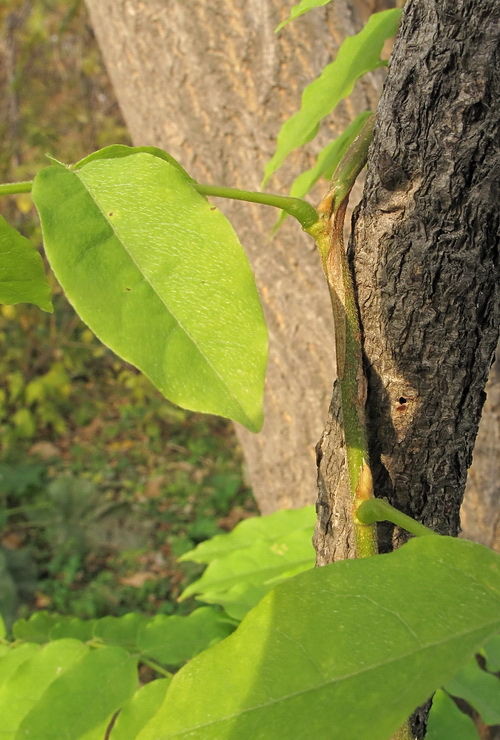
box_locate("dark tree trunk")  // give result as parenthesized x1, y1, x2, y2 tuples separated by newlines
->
(315, 0, 500, 564)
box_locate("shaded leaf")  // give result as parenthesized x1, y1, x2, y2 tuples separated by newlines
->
(445, 654, 500, 725)
(137, 537, 500, 740)
(426, 690, 480, 740)
(263, 9, 401, 185)
(16, 645, 137, 739)
(94, 613, 150, 649)
(0, 215, 52, 312)
(109, 679, 171, 740)
(276, 0, 332, 32)
(0, 639, 88, 738)
(32, 154, 267, 431)
(137, 607, 235, 666)
(0, 643, 40, 691)
(482, 632, 500, 672)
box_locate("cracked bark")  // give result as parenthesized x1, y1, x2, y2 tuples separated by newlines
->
(315, 0, 499, 566)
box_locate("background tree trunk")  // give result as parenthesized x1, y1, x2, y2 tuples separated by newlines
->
(315, 0, 499, 565)
(84, 0, 498, 545)
(83, 0, 391, 514)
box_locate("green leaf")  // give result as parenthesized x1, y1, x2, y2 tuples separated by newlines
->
(137, 537, 500, 740)
(32, 153, 268, 431)
(94, 613, 150, 648)
(137, 607, 235, 666)
(0, 215, 53, 312)
(179, 506, 315, 619)
(0, 643, 40, 691)
(482, 632, 500, 672)
(444, 654, 500, 725)
(288, 111, 373, 199)
(276, 0, 332, 32)
(0, 639, 88, 738)
(109, 679, 171, 740)
(12, 611, 93, 643)
(16, 645, 137, 739)
(263, 9, 401, 186)
(72, 145, 195, 182)
(426, 690, 480, 740)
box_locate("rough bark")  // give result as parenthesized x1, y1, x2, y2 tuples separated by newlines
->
(315, 0, 500, 564)
(83, 0, 391, 513)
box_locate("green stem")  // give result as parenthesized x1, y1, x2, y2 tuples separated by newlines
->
(139, 656, 173, 679)
(0, 178, 320, 234)
(356, 499, 438, 538)
(0, 180, 33, 196)
(194, 184, 319, 230)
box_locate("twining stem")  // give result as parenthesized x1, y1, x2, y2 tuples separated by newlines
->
(306, 114, 377, 559)
(309, 115, 416, 740)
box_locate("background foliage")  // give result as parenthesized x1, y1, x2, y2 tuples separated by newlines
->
(0, 0, 256, 626)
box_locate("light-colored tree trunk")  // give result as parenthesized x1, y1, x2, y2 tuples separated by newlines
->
(84, 0, 498, 549)
(83, 0, 390, 514)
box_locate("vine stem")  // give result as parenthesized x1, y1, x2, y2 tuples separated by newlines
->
(307, 114, 377, 559)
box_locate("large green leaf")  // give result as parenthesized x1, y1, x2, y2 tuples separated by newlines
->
(137, 537, 500, 740)
(32, 154, 267, 431)
(15, 645, 137, 739)
(275, 0, 332, 32)
(263, 9, 401, 185)
(179, 506, 315, 619)
(0, 215, 52, 312)
(427, 690, 480, 740)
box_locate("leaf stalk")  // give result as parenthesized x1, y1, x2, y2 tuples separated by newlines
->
(0, 180, 33, 196)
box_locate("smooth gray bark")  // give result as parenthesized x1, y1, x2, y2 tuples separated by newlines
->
(315, 0, 500, 568)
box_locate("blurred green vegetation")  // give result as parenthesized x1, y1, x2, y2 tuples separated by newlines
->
(0, 0, 257, 627)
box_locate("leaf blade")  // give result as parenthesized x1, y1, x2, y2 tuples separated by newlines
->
(0, 215, 53, 312)
(275, 0, 332, 33)
(426, 690, 480, 740)
(32, 154, 267, 431)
